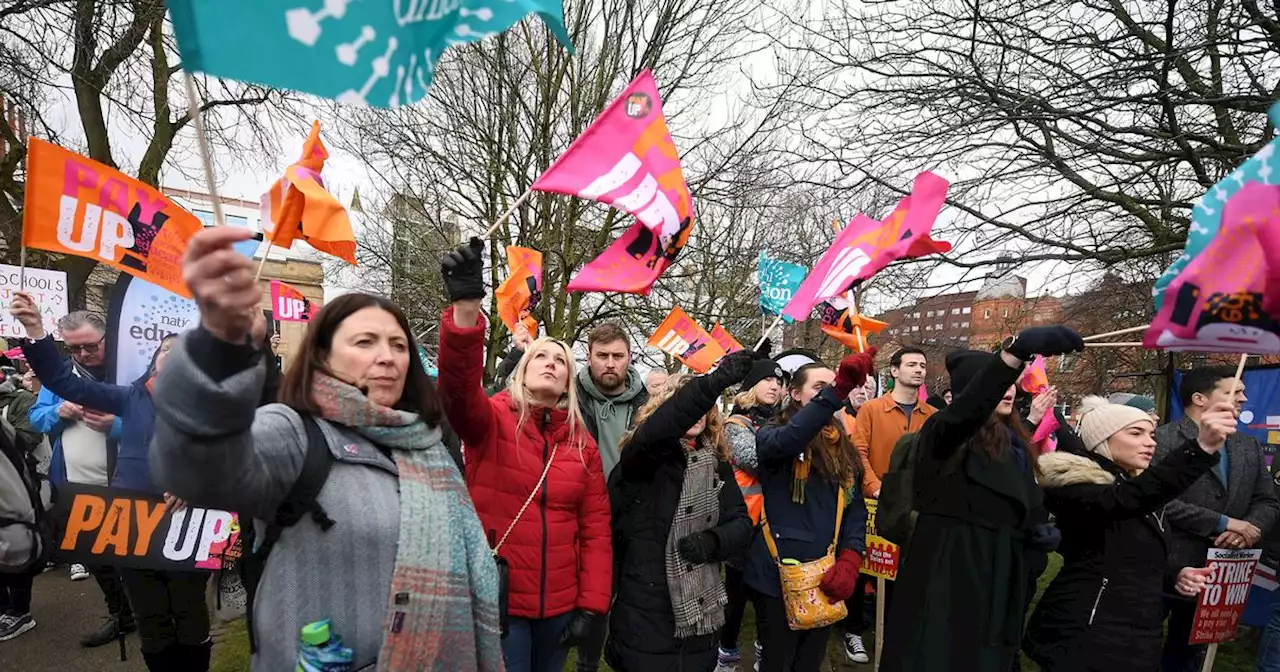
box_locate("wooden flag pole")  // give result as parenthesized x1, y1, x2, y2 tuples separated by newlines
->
(1201, 644, 1218, 672)
(1081, 325, 1149, 342)
(756, 314, 782, 350)
(484, 188, 534, 238)
(18, 245, 26, 291)
(1083, 341, 1144, 348)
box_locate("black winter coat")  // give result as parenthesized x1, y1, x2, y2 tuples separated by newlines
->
(880, 355, 1045, 672)
(1023, 441, 1219, 672)
(606, 374, 752, 672)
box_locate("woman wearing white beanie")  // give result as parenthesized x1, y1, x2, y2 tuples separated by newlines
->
(1023, 396, 1238, 671)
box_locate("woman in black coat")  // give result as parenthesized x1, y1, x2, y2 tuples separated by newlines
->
(605, 351, 756, 672)
(1023, 396, 1230, 671)
(880, 327, 1083, 672)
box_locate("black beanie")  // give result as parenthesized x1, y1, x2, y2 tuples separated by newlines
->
(742, 359, 785, 391)
(946, 350, 996, 397)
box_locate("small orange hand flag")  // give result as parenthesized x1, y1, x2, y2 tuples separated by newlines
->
(260, 121, 356, 265)
(495, 247, 543, 334)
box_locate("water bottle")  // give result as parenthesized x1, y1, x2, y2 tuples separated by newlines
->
(296, 619, 354, 672)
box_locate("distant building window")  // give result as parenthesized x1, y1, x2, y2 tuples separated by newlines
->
(911, 325, 919, 332)
(960, 335, 968, 342)
(961, 321, 970, 328)
(935, 323, 943, 330)
(193, 209, 216, 227)
(1002, 307, 1010, 318)
(951, 308, 961, 315)
(963, 307, 971, 314)
(984, 309, 991, 319)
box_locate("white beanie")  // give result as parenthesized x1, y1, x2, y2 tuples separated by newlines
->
(1076, 395, 1156, 459)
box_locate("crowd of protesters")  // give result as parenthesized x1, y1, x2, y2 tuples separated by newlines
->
(2, 225, 1280, 672)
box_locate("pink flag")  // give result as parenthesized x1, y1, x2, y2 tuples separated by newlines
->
(270, 279, 314, 322)
(1145, 182, 1280, 353)
(918, 384, 928, 405)
(532, 70, 694, 295)
(782, 173, 949, 321)
(1033, 411, 1061, 453)
(1020, 356, 1049, 395)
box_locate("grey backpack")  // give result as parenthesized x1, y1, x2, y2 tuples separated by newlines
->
(0, 431, 48, 573)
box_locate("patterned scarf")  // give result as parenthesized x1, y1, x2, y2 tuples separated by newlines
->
(665, 439, 729, 638)
(310, 373, 503, 672)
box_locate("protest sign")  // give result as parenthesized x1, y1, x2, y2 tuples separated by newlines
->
(0, 264, 67, 340)
(710, 323, 744, 354)
(22, 139, 201, 298)
(648, 307, 726, 374)
(54, 483, 241, 572)
(1190, 548, 1262, 645)
(270, 279, 315, 322)
(862, 498, 900, 581)
(106, 274, 199, 385)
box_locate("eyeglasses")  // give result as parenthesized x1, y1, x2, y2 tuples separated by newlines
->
(67, 336, 105, 354)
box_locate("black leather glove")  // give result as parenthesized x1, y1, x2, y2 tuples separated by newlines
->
(440, 237, 486, 302)
(1004, 326, 1085, 361)
(1028, 523, 1061, 553)
(709, 349, 756, 389)
(677, 531, 720, 565)
(755, 337, 772, 359)
(559, 609, 600, 648)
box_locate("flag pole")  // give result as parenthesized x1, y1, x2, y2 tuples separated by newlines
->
(756, 314, 782, 350)
(484, 188, 534, 238)
(18, 245, 25, 291)
(834, 218, 866, 354)
(1082, 324, 1149, 342)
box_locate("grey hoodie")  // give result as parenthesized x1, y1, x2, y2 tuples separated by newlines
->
(576, 365, 648, 477)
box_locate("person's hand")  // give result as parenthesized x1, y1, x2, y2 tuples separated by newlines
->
(1214, 530, 1247, 549)
(513, 320, 534, 351)
(1226, 518, 1262, 547)
(677, 531, 719, 565)
(1004, 326, 1085, 361)
(269, 333, 281, 352)
(819, 549, 863, 602)
(1196, 402, 1238, 454)
(558, 609, 600, 648)
(82, 410, 115, 433)
(755, 337, 773, 359)
(9, 292, 46, 339)
(1175, 566, 1214, 597)
(832, 347, 878, 398)
(441, 237, 486, 303)
(183, 227, 262, 344)
(58, 401, 83, 421)
(710, 349, 756, 389)
(1028, 387, 1058, 425)
(163, 492, 187, 513)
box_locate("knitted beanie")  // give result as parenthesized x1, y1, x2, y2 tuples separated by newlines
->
(1107, 393, 1157, 414)
(1076, 395, 1156, 457)
(742, 359, 785, 391)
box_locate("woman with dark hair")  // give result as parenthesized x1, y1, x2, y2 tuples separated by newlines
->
(606, 354, 755, 672)
(879, 326, 1085, 672)
(743, 352, 874, 672)
(147, 227, 501, 671)
(9, 295, 208, 671)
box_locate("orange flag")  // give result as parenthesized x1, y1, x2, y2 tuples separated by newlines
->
(260, 121, 356, 264)
(648, 307, 726, 373)
(495, 246, 543, 334)
(22, 139, 201, 298)
(710, 323, 744, 354)
(818, 299, 888, 352)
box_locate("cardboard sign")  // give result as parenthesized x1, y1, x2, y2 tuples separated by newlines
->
(0, 264, 67, 340)
(862, 498, 900, 580)
(1190, 547, 1262, 644)
(55, 483, 241, 572)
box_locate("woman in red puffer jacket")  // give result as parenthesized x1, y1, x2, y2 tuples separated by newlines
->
(437, 238, 612, 672)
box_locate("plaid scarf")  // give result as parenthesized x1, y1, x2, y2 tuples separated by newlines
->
(310, 373, 503, 672)
(665, 439, 728, 638)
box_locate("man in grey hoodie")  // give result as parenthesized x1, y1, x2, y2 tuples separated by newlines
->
(575, 322, 649, 477)
(572, 321, 648, 672)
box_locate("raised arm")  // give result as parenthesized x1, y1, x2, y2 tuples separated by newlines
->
(19, 335, 129, 416)
(1042, 440, 1218, 520)
(437, 305, 497, 448)
(756, 387, 844, 464)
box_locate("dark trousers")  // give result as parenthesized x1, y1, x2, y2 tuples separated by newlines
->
(119, 569, 210, 655)
(749, 586, 832, 672)
(0, 568, 36, 615)
(1161, 597, 1204, 672)
(575, 609, 608, 672)
(91, 564, 132, 620)
(720, 564, 749, 651)
(503, 613, 573, 672)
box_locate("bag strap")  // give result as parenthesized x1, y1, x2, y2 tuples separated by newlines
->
(726, 415, 755, 430)
(760, 484, 846, 565)
(493, 444, 557, 556)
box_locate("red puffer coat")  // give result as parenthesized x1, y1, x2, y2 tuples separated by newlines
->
(438, 307, 613, 618)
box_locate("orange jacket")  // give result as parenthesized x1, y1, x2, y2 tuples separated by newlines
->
(851, 395, 937, 497)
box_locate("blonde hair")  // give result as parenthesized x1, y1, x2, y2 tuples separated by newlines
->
(733, 386, 762, 410)
(509, 337, 589, 456)
(621, 373, 729, 461)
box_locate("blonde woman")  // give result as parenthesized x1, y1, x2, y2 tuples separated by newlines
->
(605, 350, 757, 672)
(439, 239, 612, 672)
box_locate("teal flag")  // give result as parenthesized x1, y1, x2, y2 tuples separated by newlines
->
(758, 251, 808, 323)
(169, 0, 573, 107)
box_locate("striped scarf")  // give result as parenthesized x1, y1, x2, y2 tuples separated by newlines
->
(310, 373, 503, 672)
(665, 439, 728, 638)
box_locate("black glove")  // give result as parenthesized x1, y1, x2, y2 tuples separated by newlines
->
(440, 237, 486, 302)
(1004, 326, 1085, 361)
(1028, 523, 1061, 553)
(559, 609, 600, 648)
(709, 349, 756, 389)
(677, 531, 720, 565)
(755, 337, 772, 359)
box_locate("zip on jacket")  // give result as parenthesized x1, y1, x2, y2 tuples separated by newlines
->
(1088, 577, 1108, 626)
(540, 408, 551, 618)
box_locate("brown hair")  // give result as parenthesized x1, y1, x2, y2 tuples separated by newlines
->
(586, 322, 630, 353)
(777, 364, 863, 486)
(277, 293, 441, 425)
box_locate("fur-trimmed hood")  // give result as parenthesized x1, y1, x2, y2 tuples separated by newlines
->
(1038, 451, 1117, 488)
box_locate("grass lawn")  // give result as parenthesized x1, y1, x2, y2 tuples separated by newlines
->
(211, 555, 1261, 671)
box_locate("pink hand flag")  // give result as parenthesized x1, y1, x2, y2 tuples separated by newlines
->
(270, 279, 314, 322)
(918, 384, 929, 405)
(782, 172, 949, 321)
(1032, 411, 1061, 453)
(1020, 356, 1049, 395)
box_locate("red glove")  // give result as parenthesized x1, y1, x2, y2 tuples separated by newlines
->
(820, 549, 863, 602)
(832, 348, 877, 398)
